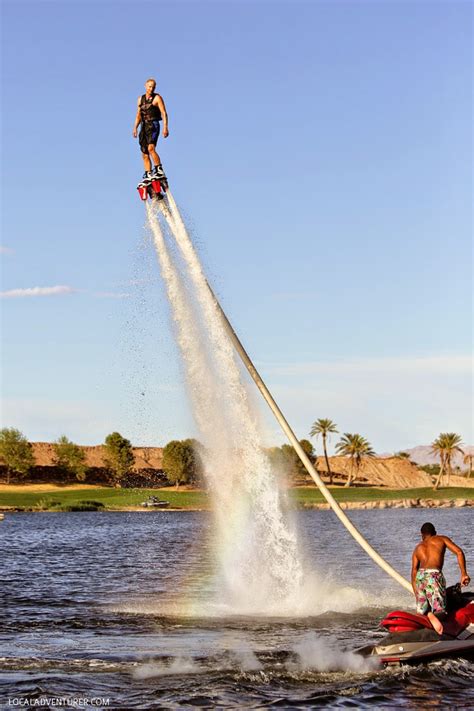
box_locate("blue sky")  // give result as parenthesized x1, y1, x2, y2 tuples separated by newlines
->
(1, 0, 472, 452)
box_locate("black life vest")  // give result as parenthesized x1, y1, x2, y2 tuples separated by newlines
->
(140, 93, 162, 124)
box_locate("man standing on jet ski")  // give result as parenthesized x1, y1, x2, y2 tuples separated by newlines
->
(411, 522, 470, 634)
(133, 78, 169, 188)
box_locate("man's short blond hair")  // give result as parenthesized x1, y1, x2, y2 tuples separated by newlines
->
(146, 78, 156, 87)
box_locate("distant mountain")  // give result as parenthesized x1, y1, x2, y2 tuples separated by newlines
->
(380, 445, 473, 469)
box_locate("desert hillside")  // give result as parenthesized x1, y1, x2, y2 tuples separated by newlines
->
(25, 442, 474, 489)
(31, 442, 164, 470)
(312, 455, 432, 488)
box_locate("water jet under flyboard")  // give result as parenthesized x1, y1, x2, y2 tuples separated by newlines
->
(146, 191, 412, 598)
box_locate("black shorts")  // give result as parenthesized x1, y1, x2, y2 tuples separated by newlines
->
(139, 120, 160, 154)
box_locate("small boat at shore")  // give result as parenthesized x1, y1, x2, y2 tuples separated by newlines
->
(140, 495, 170, 509)
(357, 584, 474, 665)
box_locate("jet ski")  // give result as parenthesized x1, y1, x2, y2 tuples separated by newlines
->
(357, 584, 474, 665)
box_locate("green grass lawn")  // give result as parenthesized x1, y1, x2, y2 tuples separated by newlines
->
(0, 485, 472, 511)
(0, 487, 208, 510)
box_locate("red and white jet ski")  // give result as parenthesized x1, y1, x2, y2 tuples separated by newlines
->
(357, 585, 474, 665)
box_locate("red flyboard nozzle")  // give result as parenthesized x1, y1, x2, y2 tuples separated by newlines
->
(137, 185, 148, 201)
(151, 179, 162, 194)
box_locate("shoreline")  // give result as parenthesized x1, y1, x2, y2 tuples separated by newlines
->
(0, 496, 472, 514)
(0, 483, 472, 513)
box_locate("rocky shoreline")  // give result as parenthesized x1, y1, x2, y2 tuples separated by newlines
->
(301, 498, 473, 510)
(1, 497, 473, 514)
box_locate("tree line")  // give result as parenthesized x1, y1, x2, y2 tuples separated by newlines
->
(0, 423, 470, 489)
(0, 428, 203, 488)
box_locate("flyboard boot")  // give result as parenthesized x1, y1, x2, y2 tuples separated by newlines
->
(150, 163, 168, 195)
(151, 164, 171, 216)
(137, 171, 153, 201)
(136, 165, 168, 202)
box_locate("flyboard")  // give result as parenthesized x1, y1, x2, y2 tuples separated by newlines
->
(136, 170, 171, 216)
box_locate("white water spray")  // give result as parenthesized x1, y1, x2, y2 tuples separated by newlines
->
(288, 632, 378, 673)
(146, 200, 302, 612)
(158, 189, 412, 598)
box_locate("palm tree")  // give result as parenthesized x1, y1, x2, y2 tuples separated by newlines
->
(395, 451, 411, 460)
(443, 433, 463, 485)
(335, 433, 375, 487)
(432, 433, 464, 490)
(463, 452, 473, 479)
(431, 436, 446, 489)
(309, 418, 338, 484)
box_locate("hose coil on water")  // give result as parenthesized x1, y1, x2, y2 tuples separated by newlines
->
(163, 191, 412, 594)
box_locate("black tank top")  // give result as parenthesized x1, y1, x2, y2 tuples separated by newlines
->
(140, 93, 162, 124)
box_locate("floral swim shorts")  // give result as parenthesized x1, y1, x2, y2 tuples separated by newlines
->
(415, 568, 447, 615)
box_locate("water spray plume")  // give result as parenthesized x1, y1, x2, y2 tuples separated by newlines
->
(146, 202, 302, 613)
(163, 192, 412, 594)
(145, 189, 411, 615)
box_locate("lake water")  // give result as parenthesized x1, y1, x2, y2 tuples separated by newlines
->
(1, 508, 473, 708)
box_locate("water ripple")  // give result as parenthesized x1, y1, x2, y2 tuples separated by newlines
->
(1, 510, 473, 708)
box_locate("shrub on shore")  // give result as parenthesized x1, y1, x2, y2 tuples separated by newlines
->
(34, 497, 63, 511)
(57, 500, 105, 511)
(33, 498, 105, 511)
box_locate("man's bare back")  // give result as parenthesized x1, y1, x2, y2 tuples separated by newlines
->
(414, 535, 452, 571)
(411, 522, 470, 635)
(412, 534, 469, 586)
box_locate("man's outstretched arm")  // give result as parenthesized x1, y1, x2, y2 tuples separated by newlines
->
(443, 537, 470, 586)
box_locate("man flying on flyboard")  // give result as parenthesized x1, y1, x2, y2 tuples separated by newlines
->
(133, 77, 169, 201)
